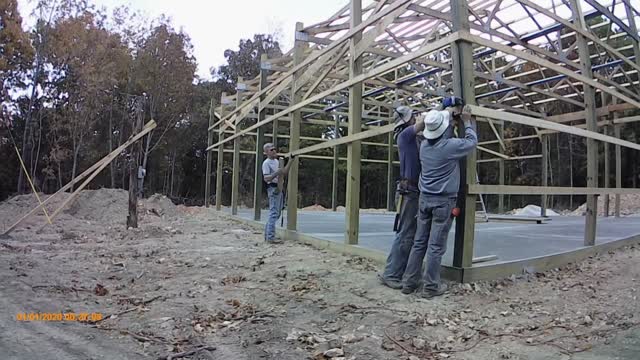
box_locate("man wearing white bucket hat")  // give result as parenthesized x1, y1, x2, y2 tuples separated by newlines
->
(401, 102, 477, 298)
(378, 105, 425, 289)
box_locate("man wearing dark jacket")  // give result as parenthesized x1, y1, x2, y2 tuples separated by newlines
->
(378, 106, 425, 289)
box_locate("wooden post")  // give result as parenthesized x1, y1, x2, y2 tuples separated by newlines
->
(625, 3, 640, 71)
(215, 93, 227, 211)
(604, 125, 610, 217)
(254, 55, 270, 221)
(621, 1, 640, 218)
(205, 99, 214, 207)
(600, 93, 610, 217)
(332, 114, 340, 211)
(541, 135, 548, 216)
(451, 0, 476, 269)
(387, 90, 399, 212)
(231, 78, 244, 215)
(345, 0, 363, 245)
(614, 120, 622, 218)
(570, 0, 598, 246)
(498, 123, 505, 214)
(386, 131, 394, 211)
(127, 103, 143, 228)
(287, 22, 305, 231)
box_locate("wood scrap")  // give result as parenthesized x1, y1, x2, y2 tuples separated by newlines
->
(157, 345, 217, 360)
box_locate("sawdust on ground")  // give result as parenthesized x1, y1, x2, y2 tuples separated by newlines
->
(1, 188, 639, 359)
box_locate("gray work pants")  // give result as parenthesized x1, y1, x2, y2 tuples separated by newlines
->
(381, 190, 419, 281)
(402, 194, 456, 291)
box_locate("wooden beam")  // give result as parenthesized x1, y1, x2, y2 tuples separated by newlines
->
(354, 2, 410, 59)
(477, 154, 542, 163)
(583, 0, 639, 42)
(332, 114, 340, 211)
(498, 123, 505, 214)
(346, 0, 363, 245)
(614, 122, 622, 218)
(468, 105, 640, 152)
(570, 0, 598, 246)
(541, 135, 548, 217)
(206, 33, 458, 151)
(287, 23, 305, 231)
(459, 32, 640, 110)
(253, 55, 269, 221)
(209, 0, 412, 131)
(452, 0, 476, 269)
(516, 0, 640, 75)
(477, 145, 509, 159)
(205, 99, 215, 208)
(469, 184, 640, 196)
(546, 103, 636, 123)
(231, 79, 244, 216)
(215, 93, 227, 211)
(604, 124, 610, 217)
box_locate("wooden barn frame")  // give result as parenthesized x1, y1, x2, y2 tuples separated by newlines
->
(204, 0, 640, 281)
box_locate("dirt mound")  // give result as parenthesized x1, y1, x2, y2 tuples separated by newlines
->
(65, 188, 128, 222)
(301, 204, 328, 211)
(144, 194, 178, 218)
(572, 193, 640, 216)
(0, 192, 68, 230)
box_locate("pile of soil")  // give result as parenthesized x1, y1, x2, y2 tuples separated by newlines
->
(0, 192, 67, 231)
(0, 189, 181, 231)
(572, 193, 640, 216)
(65, 189, 128, 222)
(144, 193, 178, 219)
(301, 204, 329, 211)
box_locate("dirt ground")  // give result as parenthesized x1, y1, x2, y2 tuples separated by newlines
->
(1, 189, 639, 360)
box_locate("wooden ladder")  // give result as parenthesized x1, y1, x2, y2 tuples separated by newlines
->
(475, 172, 489, 222)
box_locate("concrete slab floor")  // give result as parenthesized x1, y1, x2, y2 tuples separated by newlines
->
(230, 209, 640, 266)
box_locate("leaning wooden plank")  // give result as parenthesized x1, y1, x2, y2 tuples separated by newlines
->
(469, 184, 640, 195)
(2, 120, 157, 235)
(467, 105, 640, 151)
(460, 32, 640, 109)
(47, 147, 122, 222)
(206, 33, 458, 151)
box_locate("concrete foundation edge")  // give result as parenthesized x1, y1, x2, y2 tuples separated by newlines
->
(222, 213, 640, 283)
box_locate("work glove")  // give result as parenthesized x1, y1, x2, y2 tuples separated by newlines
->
(442, 96, 464, 109)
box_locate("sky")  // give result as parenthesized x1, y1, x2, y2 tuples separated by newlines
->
(17, 0, 352, 79)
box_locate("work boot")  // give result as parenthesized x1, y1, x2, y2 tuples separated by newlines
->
(401, 286, 417, 295)
(377, 274, 403, 290)
(418, 283, 448, 299)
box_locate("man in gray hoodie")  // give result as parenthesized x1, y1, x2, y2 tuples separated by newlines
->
(401, 104, 477, 298)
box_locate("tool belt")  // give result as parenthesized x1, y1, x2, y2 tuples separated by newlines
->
(397, 178, 418, 194)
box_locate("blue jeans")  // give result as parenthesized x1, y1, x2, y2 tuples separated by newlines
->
(402, 194, 456, 291)
(382, 191, 419, 281)
(265, 186, 283, 241)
